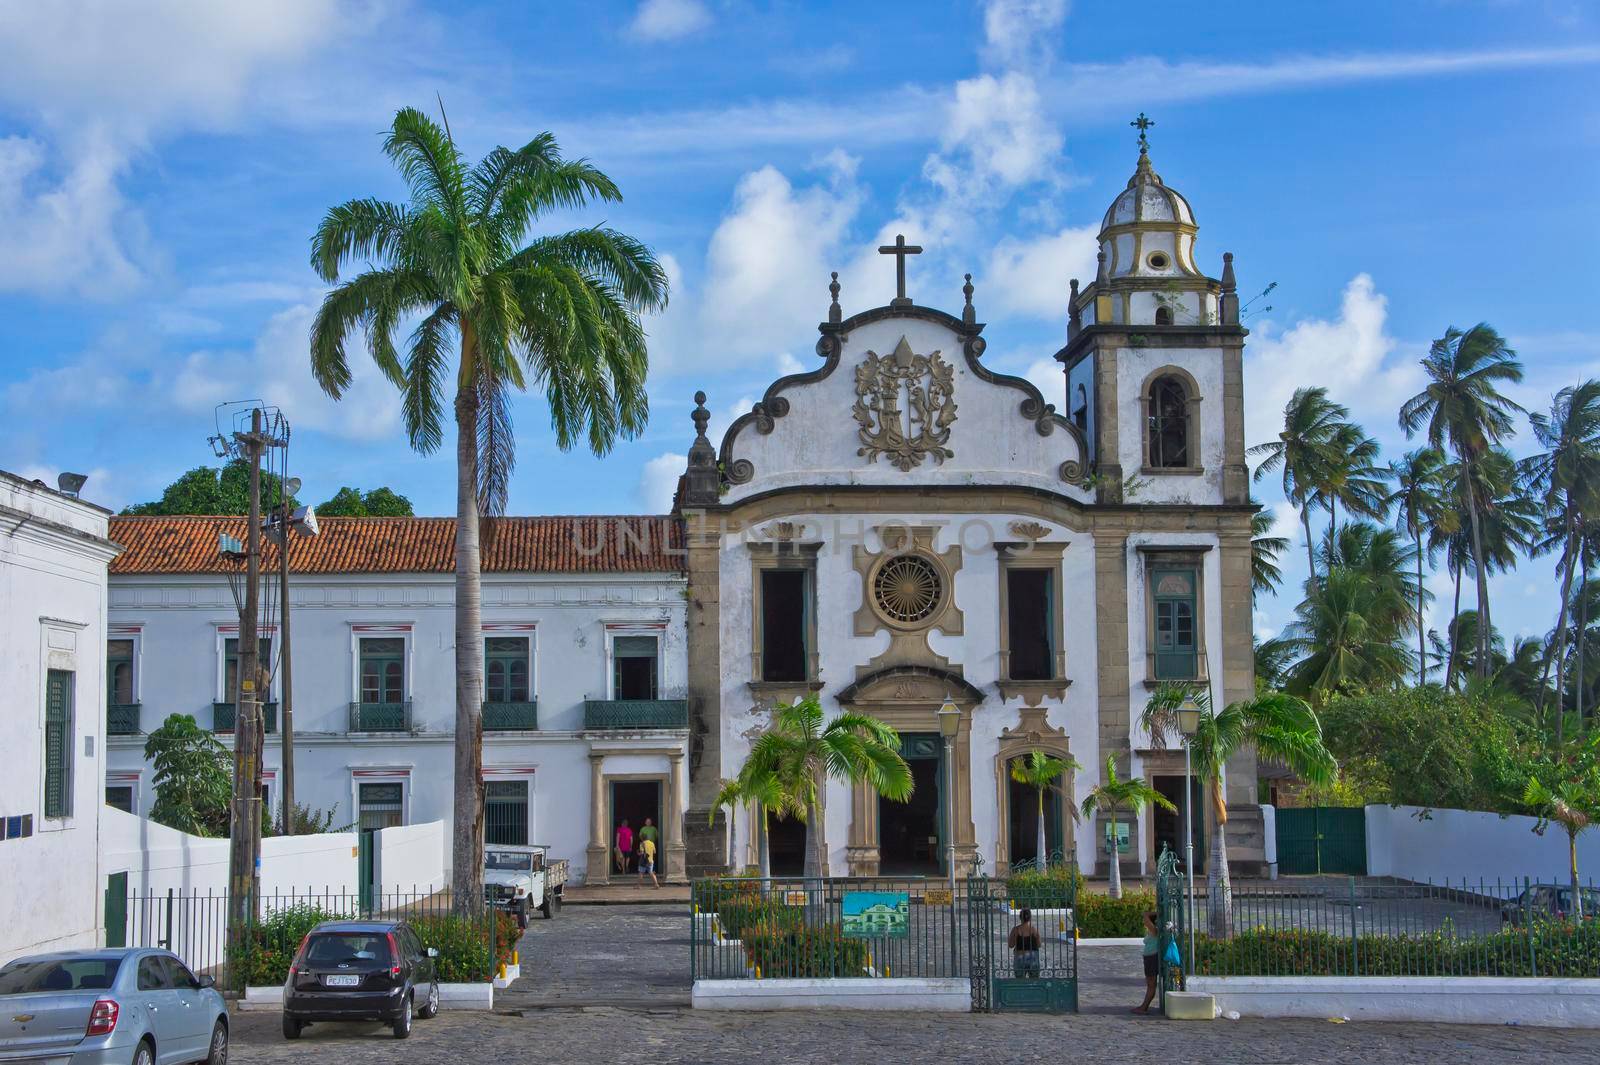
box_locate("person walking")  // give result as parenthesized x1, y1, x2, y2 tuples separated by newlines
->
(638, 816, 660, 858)
(615, 819, 633, 875)
(637, 831, 661, 888)
(1134, 910, 1160, 1014)
(1007, 908, 1042, 979)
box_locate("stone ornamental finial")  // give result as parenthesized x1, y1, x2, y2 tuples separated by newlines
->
(828, 271, 841, 324)
(681, 390, 720, 507)
(962, 273, 975, 325)
(1220, 253, 1240, 325)
(1094, 250, 1108, 286)
(1131, 112, 1154, 152)
(1068, 278, 1081, 338)
(1221, 252, 1236, 292)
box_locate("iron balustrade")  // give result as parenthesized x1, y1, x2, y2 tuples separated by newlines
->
(583, 699, 688, 729)
(482, 700, 539, 731)
(106, 702, 142, 736)
(349, 700, 413, 733)
(212, 702, 279, 733)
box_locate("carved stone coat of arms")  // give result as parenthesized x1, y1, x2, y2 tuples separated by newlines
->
(852, 336, 958, 471)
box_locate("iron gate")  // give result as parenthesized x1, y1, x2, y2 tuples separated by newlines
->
(966, 872, 1078, 1013)
(1154, 847, 1188, 1009)
(1275, 806, 1367, 875)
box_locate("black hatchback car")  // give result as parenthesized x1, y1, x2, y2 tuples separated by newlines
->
(281, 920, 440, 1040)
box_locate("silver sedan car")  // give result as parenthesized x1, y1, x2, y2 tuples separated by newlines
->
(0, 948, 227, 1065)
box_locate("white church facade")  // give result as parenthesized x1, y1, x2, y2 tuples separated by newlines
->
(102, 138, 1261, 886)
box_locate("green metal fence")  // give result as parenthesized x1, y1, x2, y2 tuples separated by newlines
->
(1180, 875, 1600, 978)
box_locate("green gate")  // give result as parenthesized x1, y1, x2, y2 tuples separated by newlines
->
(104, 872, 127, 948)
(1275, 807, 1367, 875)
(966, 870, 1078, 1013)
(358, 832, 376, 911)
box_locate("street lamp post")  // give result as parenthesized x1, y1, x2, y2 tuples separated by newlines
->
(937, 699, 961, 975)
(1177, 697, 1202, 972)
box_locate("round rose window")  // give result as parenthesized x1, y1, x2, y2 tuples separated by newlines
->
(873, 554, 943, 624)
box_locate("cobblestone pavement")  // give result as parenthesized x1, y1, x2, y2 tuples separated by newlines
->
(226, 903, 1598, 1064)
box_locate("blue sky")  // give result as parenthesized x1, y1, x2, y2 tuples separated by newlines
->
(1, 0, 1597, 645)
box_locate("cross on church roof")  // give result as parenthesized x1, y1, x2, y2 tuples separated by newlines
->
(1131, 112, 1155, 151)
(878, 233, 922, 307)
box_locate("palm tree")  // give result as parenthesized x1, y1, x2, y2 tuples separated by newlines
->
(1010, 750, 1082, 873)
(1281, 564, 1415, 697)
(744, 695, 913, 877)
(1251, 508, 1289, 601)
(1079, 755, 1172, 899)
(1401, 324, 1526, 679)
(309, 108, 669, 910)
(1253, 636, 1297, 691)
(1386, 447, 1450, 684)
(1521, 380, 1600, 745)
(1143, 684, 1335, 936)
(711, 758, 805, 882)
(1523, 738, 1600, 919)
(1250, 387, 1356, 582)
(1311, 421, 1390, 541)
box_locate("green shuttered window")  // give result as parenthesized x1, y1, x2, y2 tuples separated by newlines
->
(1152, 567, 1199, 680)
(44, 669, 73, 818)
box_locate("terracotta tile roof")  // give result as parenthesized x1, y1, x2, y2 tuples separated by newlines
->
(108, 515, 685, 575)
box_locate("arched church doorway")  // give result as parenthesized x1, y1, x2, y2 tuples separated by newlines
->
(1006, 760, 1065, 870)
(766, 810, 807, 875)
(877, 733, 945, 875)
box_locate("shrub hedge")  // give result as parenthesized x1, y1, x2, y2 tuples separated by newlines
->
(1192, 921, 1600, 978)
(1075, 890, 1157, 938)
(742, 923, 872, 978)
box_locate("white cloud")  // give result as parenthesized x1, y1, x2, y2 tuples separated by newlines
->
(1243, 274, 1421, 455)
(628, 0, 712, 42)
(1023, 358, 1062, 406)
(985, 224, 1098, 319)
(638, 452, 686, 512)
(982, 0, 1070, 70)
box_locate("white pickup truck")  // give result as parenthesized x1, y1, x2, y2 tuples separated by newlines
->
(484, 845, 568, 927)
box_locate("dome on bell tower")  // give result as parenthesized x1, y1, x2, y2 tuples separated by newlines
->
(1096, 115, 1202, 281)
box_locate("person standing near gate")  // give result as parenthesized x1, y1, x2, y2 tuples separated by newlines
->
(1133, 910, 1160, 1014)
(1007, 908, 1042, 978)
(637, 832, 660, 888)
(615, 819, 633, 875)
(638, 816, 659, 862)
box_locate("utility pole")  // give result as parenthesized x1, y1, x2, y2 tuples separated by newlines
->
(277, 494, 296, 834)
(228, 408, 265, 938)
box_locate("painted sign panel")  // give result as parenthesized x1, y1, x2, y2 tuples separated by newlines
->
(1104, 821, 1131, 855)
(841, 891, 910, 938)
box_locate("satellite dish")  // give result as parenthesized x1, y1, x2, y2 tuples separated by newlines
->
(292, 505, 319, 538)
(56, 472, 88, 498)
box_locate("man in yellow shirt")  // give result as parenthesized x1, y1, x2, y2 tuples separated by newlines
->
(637, 834, 660, 888)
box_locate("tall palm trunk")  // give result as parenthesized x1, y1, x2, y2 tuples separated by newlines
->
(1302, 505, 1317, 585)
(1577, 566, 1590, 722)
(1416, 529, 1427, 685)
(755, 803, 771, 880)
(1542, 515, 1577, 745)
(450, 377, 486, 914)
(1106, 810, 1123, 899)
(1035, 788, 1047, 874)
(1206, 777, 1232, 938)
(1571, 831, 1584, 921)
(1465, 470, 1493, 680)
(803, 765, 828, 878)
(1445, 560, 1463, 691)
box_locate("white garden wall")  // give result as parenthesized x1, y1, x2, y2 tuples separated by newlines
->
(375, 820, 446, 895)
(1365, 805, 1600, 893)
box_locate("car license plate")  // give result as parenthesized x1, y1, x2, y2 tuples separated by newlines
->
(324, 974, 360, 987)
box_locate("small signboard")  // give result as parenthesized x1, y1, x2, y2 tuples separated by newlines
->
(841, 891, 909, 938)
(1104, 821, 1131, 855)
(924, 888, 953, 907)
(783, 890, 809, 907)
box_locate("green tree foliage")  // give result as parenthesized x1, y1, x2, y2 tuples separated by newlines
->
(1010, 749, 1081, 874)
(1251, 507, 1288, 601)
(317, 485, 415, 516)
(1249, 386, 1365, 582)
(143, 713, 232, 836)
(1079, 754, 1170, 899)
(1386, 447, 1450, 684)
(1315, 688, 1530, 812)
(1523, 735, 1600, 917)
(122, 459, 299, 515)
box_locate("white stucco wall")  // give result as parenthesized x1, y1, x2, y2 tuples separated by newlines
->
(720, 315, 1090, 505)
(373, 820, 445, 895)
(716, 513, 1105, 876)
(0, 472, 119, 961)
(1365, 805, 1600, 892)
(106, 568, 687, 886)
(1113, 344, 1226, 505)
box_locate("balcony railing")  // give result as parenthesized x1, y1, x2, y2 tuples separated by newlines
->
(107, 702, 141, 736)
(212, 702, 279, 733)
(583, 699, 689, 730)
(482, 700, 539, 731)
(349, 700, 413, 733)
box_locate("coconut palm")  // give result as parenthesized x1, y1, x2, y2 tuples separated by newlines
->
(1401, 324, 1526, 679)
(1311, 421, 1390, 541)
(1254, 636, 1297, 691)
(1251, 508, 1289, 601)
(744, 695, 913, 877)
(1010, 750, 1082, 873)
(1386, 447, 1450, 684)
(1280, 564, 1415, 697)
(1079, 755, 1172, 899)
(1143, 684, 1336, 936)
(1521, 380, 1600, 744)
(1250, 387, 1356, 582)
(309, 108, 669, 909)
